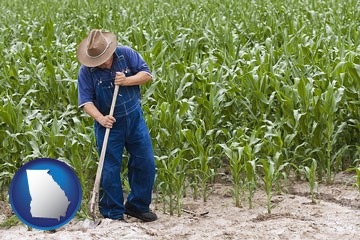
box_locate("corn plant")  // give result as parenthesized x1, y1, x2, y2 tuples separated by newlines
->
(156, 149, 188, 216)
(356, 167, 360, 192)
(321, 83, 345, 183)
(242, 131, 262, 209)
(261, 158, 275, 214)
(345, 164, 360, 192)
(182, 123, 216, 202)
(244, 159, 257, 209)
(219, 143, 245, 208)
(300, 158, 318, 203)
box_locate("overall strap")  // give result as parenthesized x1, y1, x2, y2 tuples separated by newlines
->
(114, 46, 141, 100)
(115, 47, 129, 75)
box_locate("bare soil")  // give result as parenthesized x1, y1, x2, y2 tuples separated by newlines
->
(0, 172, 359, 240)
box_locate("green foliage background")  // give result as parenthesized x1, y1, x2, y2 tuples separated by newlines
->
(0, 0, 359, 215)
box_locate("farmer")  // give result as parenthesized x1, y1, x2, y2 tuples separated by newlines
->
(76, 29, 157, 222)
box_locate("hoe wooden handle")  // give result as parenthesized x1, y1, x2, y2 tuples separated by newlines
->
(90, 84, 120, 215)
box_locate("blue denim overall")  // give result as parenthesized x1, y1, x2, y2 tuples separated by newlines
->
(93, 49, 155, 219)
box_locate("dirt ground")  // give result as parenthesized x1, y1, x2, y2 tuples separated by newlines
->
(0, 172, 359, 240)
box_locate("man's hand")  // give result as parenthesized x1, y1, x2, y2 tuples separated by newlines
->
(83, 103, 116, 128)
(99, 115, 116, 128)
(115, 72, 127, 86)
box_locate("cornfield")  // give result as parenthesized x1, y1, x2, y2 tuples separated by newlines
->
(0, 0, 359, 218)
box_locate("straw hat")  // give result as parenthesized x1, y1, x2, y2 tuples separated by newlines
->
(77, 29, 117, 67)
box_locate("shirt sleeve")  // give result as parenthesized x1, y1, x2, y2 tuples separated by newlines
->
(77, 66, 95, 108)
(123, 46, 152, 76)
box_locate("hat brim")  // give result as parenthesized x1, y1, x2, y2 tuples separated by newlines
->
(77, 32, 117, 67)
